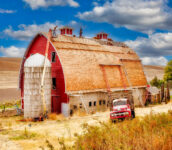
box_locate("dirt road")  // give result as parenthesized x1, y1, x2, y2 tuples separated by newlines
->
(0, 102, 171, 150)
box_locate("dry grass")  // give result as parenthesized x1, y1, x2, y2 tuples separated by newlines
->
(0, 103, 171, 150)
(73, 109, 88, 117)
(69, 111, 172, 150)
(9, 127, 39, 141)
(48, 113, 66, 121)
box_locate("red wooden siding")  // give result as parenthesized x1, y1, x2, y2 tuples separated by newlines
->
(20, 35, 68, 113)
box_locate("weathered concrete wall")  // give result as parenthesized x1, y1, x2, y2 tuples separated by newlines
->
(24, 67, 51, 118)
(69, 92, 108, 113)
(69, 88, 145, 114)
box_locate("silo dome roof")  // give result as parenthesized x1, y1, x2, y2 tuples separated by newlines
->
(24, 53, 51, 67)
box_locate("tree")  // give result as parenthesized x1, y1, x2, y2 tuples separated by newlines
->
(164, 60, 172, 82)
(150, 76, 164, 88)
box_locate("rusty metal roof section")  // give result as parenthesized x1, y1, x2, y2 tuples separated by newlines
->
(147, 86, 160, 95)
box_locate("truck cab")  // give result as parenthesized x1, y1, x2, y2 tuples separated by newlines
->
(110, 98, 135, 121)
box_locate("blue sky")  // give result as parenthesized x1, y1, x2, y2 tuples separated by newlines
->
(0, 0, 172, 66)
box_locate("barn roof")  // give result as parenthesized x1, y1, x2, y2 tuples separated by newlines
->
(19, 32, 147, 94)
(49, 34, 147, 93)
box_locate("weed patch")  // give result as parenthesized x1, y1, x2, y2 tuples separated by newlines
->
(10, 127, 39, 140)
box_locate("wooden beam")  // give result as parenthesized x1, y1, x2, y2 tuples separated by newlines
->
(99, 64, 121, 66)
(120, 59, 141, 62)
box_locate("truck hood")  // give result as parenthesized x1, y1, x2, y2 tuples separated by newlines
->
(112, 105, 129, 111)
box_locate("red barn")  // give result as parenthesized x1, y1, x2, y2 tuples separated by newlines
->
(19, 26, 147, 118)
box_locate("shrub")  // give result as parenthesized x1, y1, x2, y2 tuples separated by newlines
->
(150, 76, 164, 88)
(48, 113, 58, 120)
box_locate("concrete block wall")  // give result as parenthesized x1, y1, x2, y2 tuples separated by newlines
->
(68, 89, 145, 114)
(69, 92, 108, 114)
(69, 88, 146, 114)
(24, 67, 51, 118)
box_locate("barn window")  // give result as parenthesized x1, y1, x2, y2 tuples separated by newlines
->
(107, 100, 110, 107)
(103, 100, 106, 105)
(52, 78, 56, 89)
(94, 101, 96, 106)
(70, 109, 73, 116)
(89, 102, 92, 107)
(51, 52, 56, 62)
(79, 104, 82, 109)
(73, 105, 77, 109)
(99, 100, 102, 105)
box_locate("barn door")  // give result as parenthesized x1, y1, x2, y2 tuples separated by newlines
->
(51, 96, 61, 113)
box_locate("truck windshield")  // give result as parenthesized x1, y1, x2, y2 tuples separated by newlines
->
(113, 101, 127, 106)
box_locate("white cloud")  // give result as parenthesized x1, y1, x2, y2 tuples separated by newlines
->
(0, 46, 25, 57)
(69, 20, 82, 29)
(125, 32, 172, 57)
(92, 1, 99, 7)
(0, 9, 16, 14)
(3, 21, 61, 40)
(77, 0, 172, 33)
(23, 0, 79, 9)
(141, 56, 168, 66)
(125, 32, 172, 66)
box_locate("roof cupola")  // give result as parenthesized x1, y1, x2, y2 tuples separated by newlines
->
(59, 26, 73, 36)
(96, 32, 108, 40)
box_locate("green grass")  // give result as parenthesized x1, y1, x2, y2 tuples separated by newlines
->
(0, 100, 21, 110)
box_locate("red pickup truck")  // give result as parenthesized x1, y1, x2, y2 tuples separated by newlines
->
(110, 98, 135, 121)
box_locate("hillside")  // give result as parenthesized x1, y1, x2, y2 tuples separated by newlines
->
(0, 58, 22, 89)
(0, 58, 22, 102)
(0, 57, 21, 71)
(143, 65, 165, 82)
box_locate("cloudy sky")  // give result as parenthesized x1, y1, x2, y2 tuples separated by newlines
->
(0, 0, 171, 66)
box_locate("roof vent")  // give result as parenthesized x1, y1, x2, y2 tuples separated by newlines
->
(59, 26, 73, 36)
(96, 32, 108, 40)
(52, 26, 58, 38)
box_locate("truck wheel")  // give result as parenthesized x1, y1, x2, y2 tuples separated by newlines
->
(131, 110, 135, 118)
(111, 119, 116, 123)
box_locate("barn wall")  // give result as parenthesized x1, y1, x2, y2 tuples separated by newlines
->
(69, 92, 108, 114)
(68, 89, 144, 114)
(21, 35, 68, 113)
(132, 88, 147, 106)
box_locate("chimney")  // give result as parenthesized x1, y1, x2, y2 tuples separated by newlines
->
(96, 32, 108, 40)
(59, 26, 73, 36)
